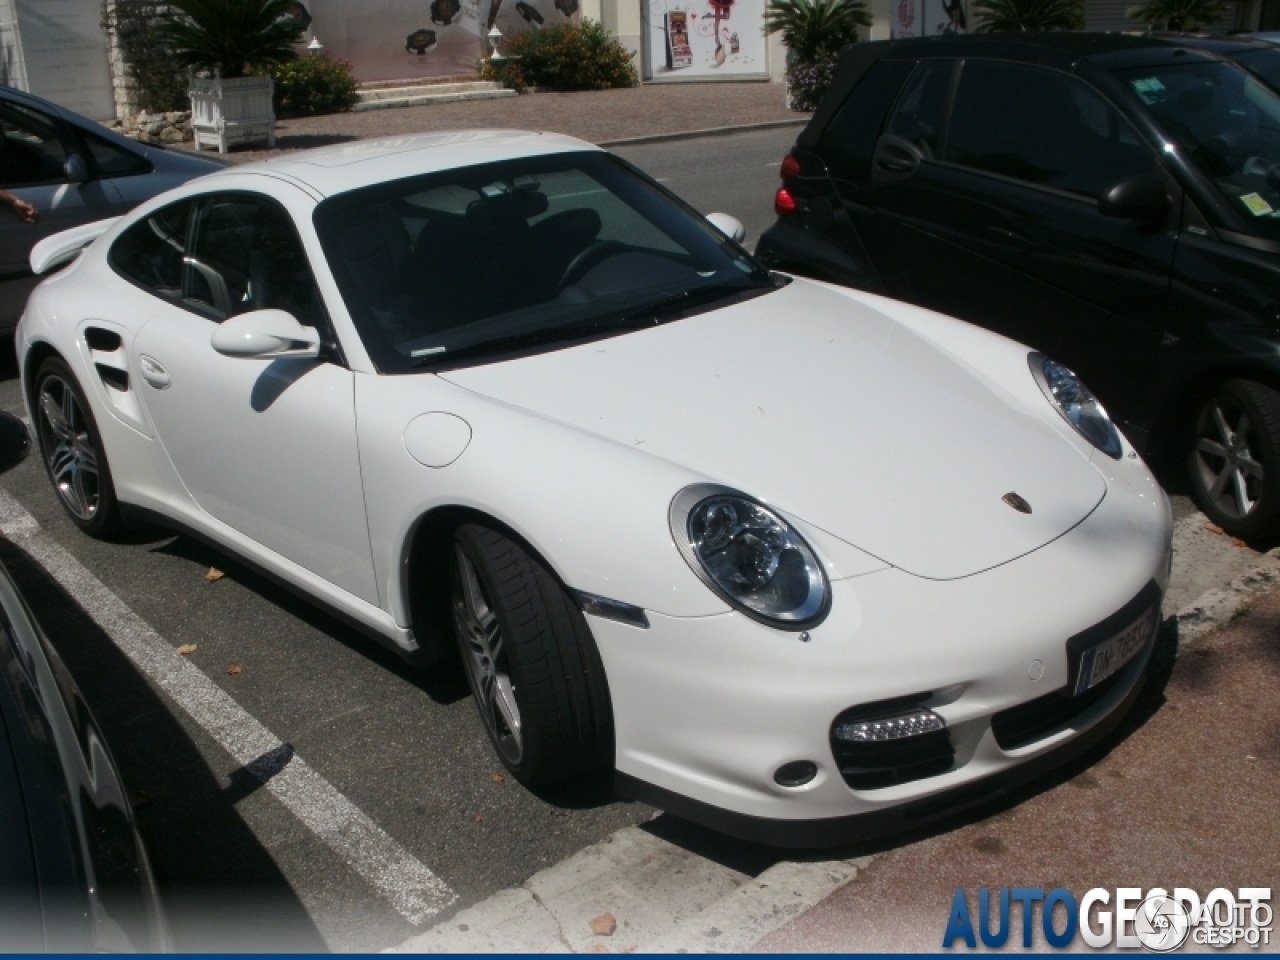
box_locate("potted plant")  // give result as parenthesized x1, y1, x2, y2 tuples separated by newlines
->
(764, 0, 868, 111)
(158, 0, 306, 153)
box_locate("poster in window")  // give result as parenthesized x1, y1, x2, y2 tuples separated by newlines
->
(922, 0, 966, 34)
(890, 0, 920, 37)
(645, 0, 764, 78)
(666, 12, 693, 69)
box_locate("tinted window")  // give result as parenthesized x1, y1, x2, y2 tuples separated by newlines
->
(886, 59, 956, 159)
(110, 200, 193, 299)
(186, 194, 324, 325)
(314, 151, 775, 374)
(0, 102, 67, 188)
(1231, 47, 1280, 93)
(946, 61, 1154, 198)
(1122, 60, 1280, 238)
(819, 58, 916, 181)
(79, 130, 151, 179)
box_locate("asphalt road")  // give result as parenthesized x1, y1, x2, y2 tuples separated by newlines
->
(0, 127, 1205, 951)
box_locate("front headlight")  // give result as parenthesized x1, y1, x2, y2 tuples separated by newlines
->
(1029, 352, 1123, 460)
(669, 485, 829, 629)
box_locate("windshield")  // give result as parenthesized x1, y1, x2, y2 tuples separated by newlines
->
(313, 151, 776, 372)
(1120, 60, 1280, 237)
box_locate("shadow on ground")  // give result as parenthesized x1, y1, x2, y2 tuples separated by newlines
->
(0, 537, 327, 952)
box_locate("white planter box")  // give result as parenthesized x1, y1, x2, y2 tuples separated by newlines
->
(189, 74, 275, 154)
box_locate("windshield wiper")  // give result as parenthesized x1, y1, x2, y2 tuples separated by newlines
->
(410, 315, 657, 368)
(411, 282, 761, 369)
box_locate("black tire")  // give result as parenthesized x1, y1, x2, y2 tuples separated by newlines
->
(450, 522, 613, 786)
(1187, 378, 1280, 541)
(32, 357, 123, 538)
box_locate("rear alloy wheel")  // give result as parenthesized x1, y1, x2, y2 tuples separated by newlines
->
(451, 522, 613, 786)
(33, 358, 121, 537)
(1188, 379, 1280, 541)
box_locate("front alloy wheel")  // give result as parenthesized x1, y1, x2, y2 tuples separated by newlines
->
(1188, 379, 1280, 541)
(449, 522, 614, 786)
(453, 545, 524, 766)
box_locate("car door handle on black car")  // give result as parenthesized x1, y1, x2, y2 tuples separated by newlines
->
(872, 135, 923, 182)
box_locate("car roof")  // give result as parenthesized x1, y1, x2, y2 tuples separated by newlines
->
(230, 128, 602, 198)
(879, 31, 1232, 69)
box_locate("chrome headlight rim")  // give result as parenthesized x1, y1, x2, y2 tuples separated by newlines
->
(1028, 351, 1124, 461)
(668, 483, 831, 631)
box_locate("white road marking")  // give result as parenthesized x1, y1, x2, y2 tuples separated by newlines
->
(0, 489, 456, 926)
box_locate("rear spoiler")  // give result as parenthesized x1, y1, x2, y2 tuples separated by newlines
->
(29, 217, 120, 275)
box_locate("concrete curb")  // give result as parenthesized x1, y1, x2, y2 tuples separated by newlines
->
(596, 117, 809, 148)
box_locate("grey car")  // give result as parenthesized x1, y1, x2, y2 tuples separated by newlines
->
(0, 85, 225, 331)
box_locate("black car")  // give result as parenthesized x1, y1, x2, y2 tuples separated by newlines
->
(0, 412, 167, 951)
(757, 33, 1280, 540)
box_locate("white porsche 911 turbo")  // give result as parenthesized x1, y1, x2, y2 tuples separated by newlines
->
(17, 130, 1171, 846)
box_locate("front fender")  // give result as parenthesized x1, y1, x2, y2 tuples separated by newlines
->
(354, 373, 734, 628)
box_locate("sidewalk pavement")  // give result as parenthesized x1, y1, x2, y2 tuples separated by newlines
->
(753, 579, 1280, 952)
(224, 81, 806, 164)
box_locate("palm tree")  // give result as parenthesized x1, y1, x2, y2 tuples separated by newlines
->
(1126, 0, 1225, 30)
(764, 0, 871, 64)
(157, 0, 306, 78)
(972, 0, 1085, 31)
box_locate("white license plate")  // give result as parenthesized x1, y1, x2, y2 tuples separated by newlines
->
(1075, 607, 1157, 695)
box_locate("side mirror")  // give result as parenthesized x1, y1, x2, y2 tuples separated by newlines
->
(0, 412, 30, 476)
(63, 153, 89, 184)
(210, 309, 321, 360)
(1098, 173, 1170, 223)
(706, 212, 746, 244)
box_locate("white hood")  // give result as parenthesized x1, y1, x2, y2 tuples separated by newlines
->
(441, 280, 1106, 580)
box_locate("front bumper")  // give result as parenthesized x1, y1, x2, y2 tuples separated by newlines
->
(587, 466, 1171, 846)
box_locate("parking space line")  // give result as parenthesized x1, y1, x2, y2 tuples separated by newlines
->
(0, 489, 456, 926)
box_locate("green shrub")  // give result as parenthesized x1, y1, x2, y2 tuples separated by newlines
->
(1125, 0, 1224, 30)
(157, 0, 304, 78)
(103, 0, 188, 112)
(972, 0, 1084, 30)
(481, 19, 636, 92)
(785, 55, 839, 112)
(274, 54, 359, 117)
(764, 0, 868, 64)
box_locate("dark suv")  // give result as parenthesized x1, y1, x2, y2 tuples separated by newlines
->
(756, 34, 1280, 541)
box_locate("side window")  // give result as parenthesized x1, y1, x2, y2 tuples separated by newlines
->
(79, 130, 152, 179)
(885, 60, 956, 159)
(110, 200, 193, 299)
(946, 61, 1154, 199)
(185, 194, 324, 326)
(0, 102, 68, 188)
(819, 58, 916, 182)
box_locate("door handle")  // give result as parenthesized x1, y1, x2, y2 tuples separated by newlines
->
(139, 355, 170, 389)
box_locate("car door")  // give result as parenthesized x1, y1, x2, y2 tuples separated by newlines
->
(130, 189, 379, 605)
(869, 58, 1178, 429)
(0, 98, 121, 326)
